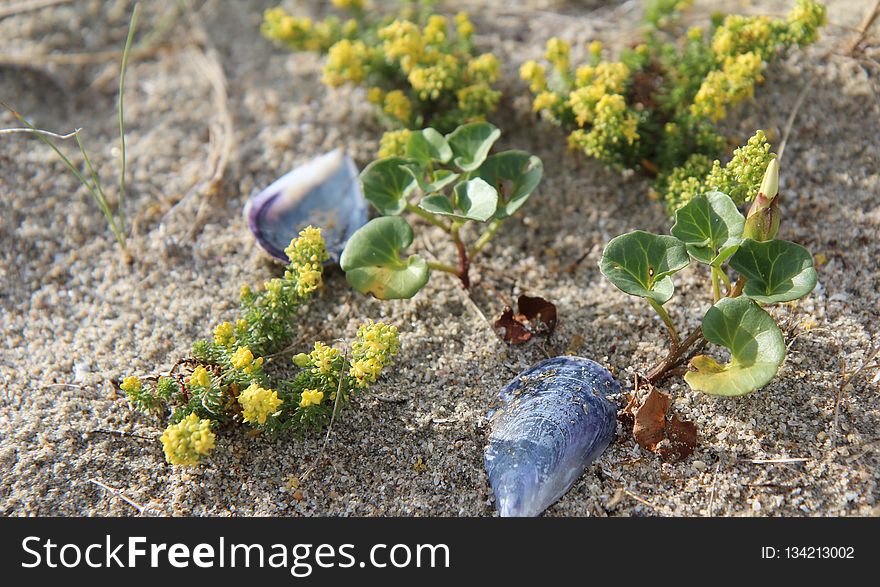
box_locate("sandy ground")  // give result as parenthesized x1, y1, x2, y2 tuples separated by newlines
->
(1, 0, 878, 517)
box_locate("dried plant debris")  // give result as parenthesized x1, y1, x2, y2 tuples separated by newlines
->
(625, 387, 696, 462)
(494, 295, 558, 344)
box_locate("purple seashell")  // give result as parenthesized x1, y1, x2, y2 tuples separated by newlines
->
(245, 149, 368, 263)
(484, 356, 619, 517)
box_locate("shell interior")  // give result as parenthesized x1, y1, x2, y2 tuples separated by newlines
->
(245, 149, 368, 263)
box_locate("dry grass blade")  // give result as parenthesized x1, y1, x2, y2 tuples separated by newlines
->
(0, 0, 71, 20)
(0, 127, 80, 139)
(88, 478, 154, 515)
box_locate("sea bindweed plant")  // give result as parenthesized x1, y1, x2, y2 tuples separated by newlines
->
(121, 226, 400, 465)
(521, 0, 826, 213)
(600, 154, 817, 396)
(339, 122, 543, 299)
(261, 0, 501, 156)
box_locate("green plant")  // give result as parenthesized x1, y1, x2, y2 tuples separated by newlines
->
(521, 0, 826, 213)
(1, 2, 141, 259)
(339, 122, 543, 299)
(261, 0, 501, 156)
(120, 226, 401, 465)
(600, 155, 817, 396)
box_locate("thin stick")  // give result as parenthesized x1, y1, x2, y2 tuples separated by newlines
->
(777, 73, 818, 162)
(707, 462, 720, 517)
(88, 478, 149, 515)
(744, 457, 810, 464)
(0, 0, 71, 20)
(0, 127, 80, 139)
(301, 348, 348, 483)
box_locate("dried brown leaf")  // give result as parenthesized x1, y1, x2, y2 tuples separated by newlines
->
(517, 294, 558, 335)
(494, 306, 532, 344)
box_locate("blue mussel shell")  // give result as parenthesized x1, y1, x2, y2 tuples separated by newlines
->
(484, 356, 619, 517)
(245, 149, 368, 263)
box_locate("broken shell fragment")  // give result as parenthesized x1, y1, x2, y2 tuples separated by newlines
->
(245, 149, 368, 263)
(484, 356, 619, 517)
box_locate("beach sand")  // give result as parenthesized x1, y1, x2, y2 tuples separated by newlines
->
(1, 0, 877, 516)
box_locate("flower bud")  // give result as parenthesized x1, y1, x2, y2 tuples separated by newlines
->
(292, 353, 311, 368)
(743, 158, 780, 241)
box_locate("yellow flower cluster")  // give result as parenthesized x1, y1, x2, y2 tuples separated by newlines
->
(408, 55, 459, 101)
(213, 321, 235, 346)
(457, 83, 500, 118)
(120, 375, 142, 395)
(238, 382, 283, 425)
(331, 0, 365, 9)
(378, 129, 412, 159)
(299, 388, 325, 408)
(349, 321, 400, 388)
(190, 366, 212, 389)
(261, 9, 344, 53)
(691, 52, 764, 121)
(309, 341, 341, 376)
(383, 90, 412, 123)
(467, 53, 500, 84)
(520, 60, 546, 93)
(454, 12, 474, 40)
(230, 346, 264, 375)
(284, 225, 329, 297)
(323, 39, 369, 87)
(545, 37, 570, 71)
(160, 413, 215, 466)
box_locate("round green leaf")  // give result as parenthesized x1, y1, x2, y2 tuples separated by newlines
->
(474, 150, 544, 219)
(670, 191, 744, 266)
(446, 122, 501, 172)
(419, 177, 498, 222)
(729, 239, 818, 304)
(685, 296, 785, 396)
(339, 216, 429, 299)
(405, 128, 452, 165)
(360, 157, 416, 216)
(599, 231, 690, 304)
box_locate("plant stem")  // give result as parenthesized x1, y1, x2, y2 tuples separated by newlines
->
(729, 277, 746, 297)
(645, 327, 704, 385)
(405, 203, 451, 232)
(469, 218, 502, 256)
(717, 267, 731, 289)
(647, 298, 680, 348)
(117, 2, 140, 234)
(451, 224, 470, 289)
(711, 266, 722, 302)
(427, 261, 458, 274)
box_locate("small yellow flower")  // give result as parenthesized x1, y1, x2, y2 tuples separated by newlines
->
(213, 321, 235, 346)
(423, 14, 447, 45)
(160, 414, 215, 466)
(519, 60, 546, 93)
(239, 383, 283, 425)
(190, 366, 212, 389)
(299, 388, 325, 408)
(545, 37, 570, 71)
(331, 0, 365, 9)
(383, 90, 412, 123)
(322, 39, 370, 87)
(120, 376, 142, 395)
(454, 12, 474, 39)
(367, 87, 385, 105)
(532, 91, 561, 113)
(467, 53, 500, 84)
(378, 129, 412, 159)
(284, 226, 329, 297)
(588, 40, 603, 57)
(310, 341, 341, 375)
(230, 346, 264, 374)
